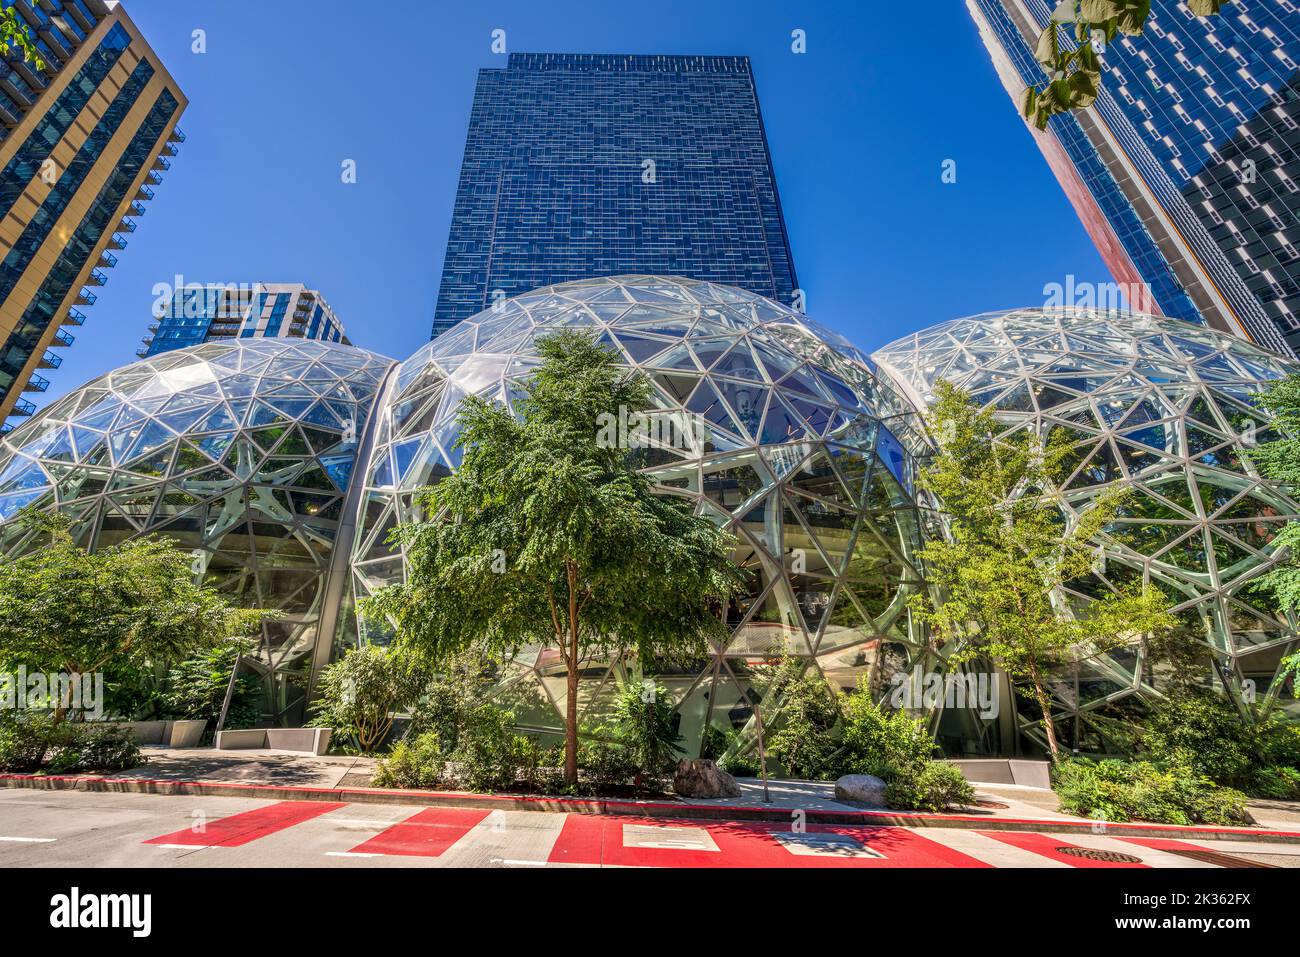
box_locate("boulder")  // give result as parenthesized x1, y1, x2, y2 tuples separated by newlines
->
(673, 759, 741, 799)
(835, 773, 888, 807)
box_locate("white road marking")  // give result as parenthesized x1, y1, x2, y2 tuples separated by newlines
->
(0, 836, 55, 843)
(325, 851, 381, 858)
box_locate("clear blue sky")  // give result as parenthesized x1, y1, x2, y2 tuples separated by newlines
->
(39, 0, 1112, 411)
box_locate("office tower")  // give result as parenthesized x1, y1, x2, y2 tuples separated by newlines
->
(141, 282, 350, 357)
(431, 53, 800, 338)
(0, 0, 186, 426)
(969, 0, 1298, 354)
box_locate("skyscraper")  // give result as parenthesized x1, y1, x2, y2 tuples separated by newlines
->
(431, 53, 799, 338)
(969, 0, 1297, 355)
(0, 0, 185, 427)
(141, 282, 349, 357)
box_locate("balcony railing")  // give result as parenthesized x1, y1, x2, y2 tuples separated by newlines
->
(38, 350, 60, 369)
(169, 127, 186, 143)
(135, 184, 154, 202)
(118, 217, 136, 233)
(63, 307, 85, 326)
(98, 251, 117, 268)
(23, 373, 49, 393)
(87, 268, 106, 286)
(73, 288, 94, 306)
(128, 201, 146, 216)
(53, 328, 74, 347)
(12, 398, 36, 417)
(152, 156, 170, 171)
(106, 234, 127, 250)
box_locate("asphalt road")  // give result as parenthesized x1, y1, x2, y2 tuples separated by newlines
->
(0, 787, 1297, 868)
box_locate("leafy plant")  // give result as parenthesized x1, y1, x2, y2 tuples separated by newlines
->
(44, 724, 142, 774)
(160, 641, 260, 733)
(610, 681, 682, 780)
(754, 656, 841, 780)
(363, 331, 744, 784)
(450, 703, 543, 792)
(372, 731, 446, 790)
(884, 761, 976, 812)
(840, 683, 937, 781)
(0, 509, 265, 723)
(0, 7, 44, 71)
(576, 737, 638, 791)
(913, 383, 1174, 759)
(309, 643, 429, 753)
(1022, 1, 1231, 130)
(1053, 757, 1250, 826)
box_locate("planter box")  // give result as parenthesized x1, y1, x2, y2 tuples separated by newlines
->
(945, 758, 1052, 790)
(99, 719, 208, 747)
(214, 727, 332, 756)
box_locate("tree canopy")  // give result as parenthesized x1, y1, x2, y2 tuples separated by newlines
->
(912, 382, 1173, 758)
(363, 331, 744, 783)
(0, 508, 263, 718)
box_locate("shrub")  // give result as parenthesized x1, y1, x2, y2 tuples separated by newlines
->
(759, 658, 841, 780)
(372, 731, 446, 790)
(1054, 758, 1251, 826)
(611, 682, 682, 779)
(1141, 692, 1252, 785)
(884, 761, 976, 812)
(309, 644, 428, 753)
(45, 724, 143, 774)
(1250, 764, 1300, 801)
(0, 713, 54, 772)
(451, 703, 542, 792)
(161, 642, 261, 733)
(840, 687, 937, 781)
(577, 738, 638, 791)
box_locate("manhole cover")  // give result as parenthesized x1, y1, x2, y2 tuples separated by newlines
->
(977, 801, 1010, 809)
(1055, 846, 1143, 864)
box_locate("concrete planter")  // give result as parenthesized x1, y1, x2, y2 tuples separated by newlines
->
(214, 727, 332, 755)
(945, 758, 1052, 790)
(99, 719, 208, 747)
(166, 719, 207, 748)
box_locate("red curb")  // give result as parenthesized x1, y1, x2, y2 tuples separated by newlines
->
(3, 772, 1297, 844)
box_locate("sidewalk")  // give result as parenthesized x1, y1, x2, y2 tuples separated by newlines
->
(4, 746, 1298, 843)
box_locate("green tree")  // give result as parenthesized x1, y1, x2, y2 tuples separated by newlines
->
(363, 331, 743, 785)
(0, 509, 263, 722)
(161, 640, 261, 732)
(309, 643, 429, 753)
(912, 382, 1174, 759)
(1022, 1, 1231, 130)
(1247, 373, 1300, 691)
(1, 7, 44, 71)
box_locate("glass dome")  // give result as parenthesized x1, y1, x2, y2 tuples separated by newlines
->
(874, 307, 1300, 752)
(0, 338, 395, 724)
(350, 276, 957, 755)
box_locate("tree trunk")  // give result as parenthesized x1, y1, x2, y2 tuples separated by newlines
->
(563, 561, 580, 786)
(1030, 672, 1061, 761)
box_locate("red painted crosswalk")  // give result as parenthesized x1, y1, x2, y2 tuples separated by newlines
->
(346, 807, 491, 857)
(144, 800, 346, 847)
(136, 799, 1284, 867)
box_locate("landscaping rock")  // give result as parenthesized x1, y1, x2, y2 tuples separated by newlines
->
(673, 759, 741, 799)
(835, 773, 888, 807)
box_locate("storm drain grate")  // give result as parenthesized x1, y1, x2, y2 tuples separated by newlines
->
(1161, 848, 1276, 869)
(1055, 846, 1143, 864)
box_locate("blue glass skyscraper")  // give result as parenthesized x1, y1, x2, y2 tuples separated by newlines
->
(969, 0, 1298, 355)
(432, 53, 800, 338)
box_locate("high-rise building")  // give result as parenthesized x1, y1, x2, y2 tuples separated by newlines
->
(969, 0, 1298, 355)
(431, 53, 800, 338)
(0, 0, 186, 426)
(141, 282, 349, 357)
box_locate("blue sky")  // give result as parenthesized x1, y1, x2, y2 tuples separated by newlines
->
(39, 0, 1112, 410)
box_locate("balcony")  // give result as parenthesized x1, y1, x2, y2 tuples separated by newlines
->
(134, 347, 150, 358)
(63, 307, 85, 326)
(128, 201, 146, 217)
(53, 328, 74, 347)
(86, 268, 107, 286)
(146, 170, 163, 186)
(98, 250, 117, 269)
(152, 156, 170, 172)
(64, 0, 96, 33)
(74, 288, 94, 306)
(23, 373, 49, 393)
(161, 142, 178, 157)
(38, 350, 60, 369)
(106, 234, 127, 251)
(135, 184, 154, 202)
(146, 321, 159, 333)
(168, 127, 186, 143)
(37, 26, 71, 61)
(118, 217, 136, 233)
(11, 398, 36, 417)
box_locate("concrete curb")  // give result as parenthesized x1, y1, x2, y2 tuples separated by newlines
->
(3, 772, 1298, 844)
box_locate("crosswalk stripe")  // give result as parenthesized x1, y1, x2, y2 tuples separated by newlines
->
(144, 800, 346, 848)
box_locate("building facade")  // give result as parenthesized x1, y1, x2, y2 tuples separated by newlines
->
(968, 0, 1298, 355)
(141, 282, 349, 357)
(0, 0, 185, 427)
(431, 53, 800, 339)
